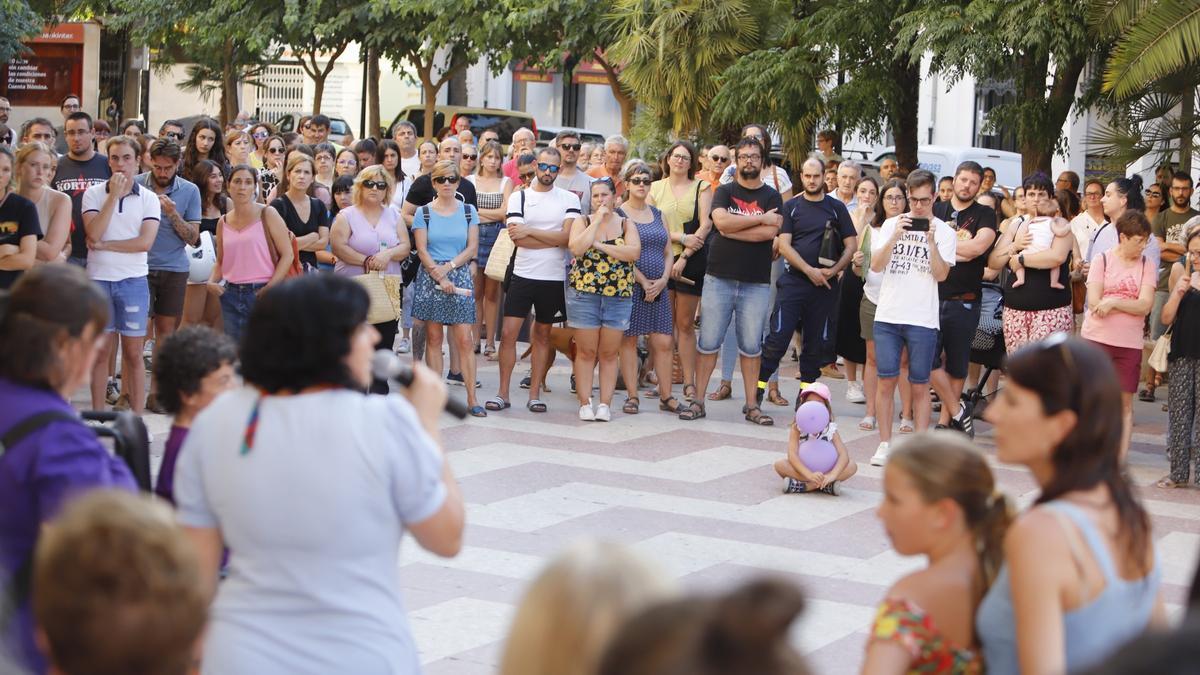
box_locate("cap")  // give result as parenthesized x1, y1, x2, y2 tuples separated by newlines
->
(799, 382, 832, 403)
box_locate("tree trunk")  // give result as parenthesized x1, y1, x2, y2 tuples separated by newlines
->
(595, 53, 634, 135)
(220, 39, 237, 127)
(890, 59, 921, 173)
(368, 48, 380, 139)
(1181, 88, 1194, 173)
(312, 71, 326, 114)
(419, 69, 438, 140)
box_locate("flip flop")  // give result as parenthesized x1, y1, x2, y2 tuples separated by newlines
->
(899, 417, 915, 434)
(1156, 476, 1182, 489)
(484, 396, 510, 411)
(859, 416, 877, 431)
(469, 405, 488, 418)
(527, 399, 547, 413)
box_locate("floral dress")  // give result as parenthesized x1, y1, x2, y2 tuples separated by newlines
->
(870, 597, 982, 674)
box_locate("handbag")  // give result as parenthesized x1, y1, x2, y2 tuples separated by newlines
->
(259, 216, 304, 278)
(484, 190, 524, 284)
(1070, 278, 1087, 314)
(1149, 326, 1172, 373)
(355, 272, 403, 324)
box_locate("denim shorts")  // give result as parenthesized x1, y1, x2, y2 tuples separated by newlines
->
(566, 288, 633, 331)
(697, 274, 772, 357)
(220, 282, 266, 343)
(874, 321, 939, 384)
(96, 277, 150, 337)
(932, 299, 982, 379)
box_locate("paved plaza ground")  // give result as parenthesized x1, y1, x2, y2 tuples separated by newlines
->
(126, 347, 1200, 673)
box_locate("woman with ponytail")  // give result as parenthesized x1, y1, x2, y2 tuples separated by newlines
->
(977, 334, 1163, 675)
(863, 431, 1007, 674)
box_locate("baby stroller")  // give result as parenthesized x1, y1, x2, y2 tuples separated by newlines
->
(964, 281, 1006, 422)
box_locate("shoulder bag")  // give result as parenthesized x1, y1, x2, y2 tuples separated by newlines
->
(485, 190, 523, 283)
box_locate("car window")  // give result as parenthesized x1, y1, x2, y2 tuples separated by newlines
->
(459, 114, 532, 146)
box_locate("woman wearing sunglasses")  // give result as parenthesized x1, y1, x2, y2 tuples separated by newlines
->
(411, 160, 483, 416)
(978, 335, 1162, 675)
(257, 135, 287, 203)
(248, 122, 275, 169)
(330, 166, 410, 393)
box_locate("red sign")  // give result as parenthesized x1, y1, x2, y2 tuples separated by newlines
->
(29, 24, 86, 44)
(513, 60, 553, 84)
(572, 60, 610, 86)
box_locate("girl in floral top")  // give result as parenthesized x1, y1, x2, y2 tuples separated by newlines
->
(863, 433, 1011, 675)
(566, 178, 641, 422)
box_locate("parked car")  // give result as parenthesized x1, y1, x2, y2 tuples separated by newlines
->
(536, 125, 605, 148)
(386, 106, 537, 148)
(274, 113, 353, 140)
(873, 145, 1023, 188)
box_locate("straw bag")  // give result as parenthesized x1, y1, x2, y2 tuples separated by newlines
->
(1149, 327, 1172, 373)
(485, 190, 523, 282)
(355, 272, 403, 324)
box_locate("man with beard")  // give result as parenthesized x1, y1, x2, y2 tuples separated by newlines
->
(1143, 171, 1199, 401)
(53, 112, 110, 268)
(679, 138, 783, 425)
(930, 161, 997, 436)
(136, 139, 200, 412)
(879, 157, 899, 182)
(754, 158, 856, 402)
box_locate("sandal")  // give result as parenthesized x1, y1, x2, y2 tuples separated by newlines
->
(766, 388, 789, 407)
(683, 384, 697, 400)
(623, 397, 640, 414)
(707, 381, 733, 401)
(469, 405, 488, 418)
(1138, 388, 1155, 403)
(899, 417, 915, 434)
(484, 396, 510, 411)
(1155, 476, 1182, 489)
(679, 399, 706, 421)
(659, 396, 684, 413)
(744, 406, 775, 426)
(527, 399, 548, 413)
(859, 416, 877, 431)
(643, 388, 661, 399)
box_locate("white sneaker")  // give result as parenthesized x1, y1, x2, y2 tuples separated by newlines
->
(396, 337, 411, 354)
(579, 401, 595, 421)
(846, 381, 866, 404)
(870, 442, 891, 467)
(594, 403, 611, 422)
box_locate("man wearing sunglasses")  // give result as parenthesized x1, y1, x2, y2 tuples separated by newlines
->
(489, 147, 582, 414)
(552, 129, 592, 215)
(698, 144, 730, 187)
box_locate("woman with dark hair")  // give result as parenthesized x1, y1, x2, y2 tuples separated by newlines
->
(175, 274, 464, 674)
(334, 147, 358, 180)
(313, 142, 337, 188)
(1157, 221, 1200, 488)
(648, 140, 711, 404)
(375, 139, 412, 211)
(270, 153, 330, 273)
(977, 335, 1162, 675)
(1086, 175, 1161, 272)
(182, 159, 228, 331)
(417, 140, 438, 177)
(988, 174, 1075, 352)
(0, 264, 136, 674)
(183, 117, 227, 178)
(854, 179, 914, 433)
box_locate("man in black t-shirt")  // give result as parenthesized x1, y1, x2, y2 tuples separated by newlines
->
(681, 138, 782, 425)
(51, 112, 111, 268)
(930, 160, 997, 437)
(757, 157, 857, 399)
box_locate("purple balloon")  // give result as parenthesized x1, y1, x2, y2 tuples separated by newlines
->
(794, 400, 830, 436)
(798, 438, 838, 474)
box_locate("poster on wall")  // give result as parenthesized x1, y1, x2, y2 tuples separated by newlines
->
(0, 24, 85, 107)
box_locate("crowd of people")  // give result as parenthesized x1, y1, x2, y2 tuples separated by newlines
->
(2, 92, 1199, 675)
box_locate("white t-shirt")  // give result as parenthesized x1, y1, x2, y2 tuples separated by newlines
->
(505, 186, 581, 281)
(80, 181, 161, 281)
(399, 152, 420, 180)
(175, 387, 445, 675)
(1069, 211, 1103, 256)
(872, 215, 957, 330)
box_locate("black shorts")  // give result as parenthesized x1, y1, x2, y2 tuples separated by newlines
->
(147, 270, 189, 318)
(503, 275, 566, 324)
(932, 298, 982, 379)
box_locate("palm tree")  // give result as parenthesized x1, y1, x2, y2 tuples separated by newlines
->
(1088, 0, 1200, 98)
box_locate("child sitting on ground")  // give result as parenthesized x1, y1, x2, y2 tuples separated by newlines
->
(1009, 196, 1072, 288)
(153, 325, 238, 505)
(775, 382, 858, 495)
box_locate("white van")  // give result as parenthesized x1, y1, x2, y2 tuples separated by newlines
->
(873, 145, 1023, 188)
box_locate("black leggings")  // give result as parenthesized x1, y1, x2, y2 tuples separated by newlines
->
(370, 320, 400, 394)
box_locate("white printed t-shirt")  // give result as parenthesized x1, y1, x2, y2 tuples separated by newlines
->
(80, 181, 161, 281)
(872, 215, 957, 330)
(505, 186, 581, 282)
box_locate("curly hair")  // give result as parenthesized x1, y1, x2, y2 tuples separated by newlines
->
(153, 326, 237, 415)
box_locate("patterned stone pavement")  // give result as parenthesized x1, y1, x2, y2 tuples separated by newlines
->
(120, 348, 1199, 674)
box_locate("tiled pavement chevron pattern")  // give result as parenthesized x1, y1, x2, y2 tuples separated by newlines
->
(119, 351, 1199, 674)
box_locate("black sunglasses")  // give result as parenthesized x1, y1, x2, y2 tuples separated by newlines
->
(362, 180, 388, 190)
(559, 143, 581, 151)
(433, 175, 460, 185)
(164, 132, 184, 140)
(710, 154, 730, 163)
(462, 154, 477, 160)
(628, 177, 653, 186)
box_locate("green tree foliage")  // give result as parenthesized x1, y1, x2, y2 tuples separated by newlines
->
(0, 0, 42, 64)
(898, 0, 1097, 175)
(606, 0, 757, 139)
(1088, 0, 1200, 99)
(280, 0, 359, 114)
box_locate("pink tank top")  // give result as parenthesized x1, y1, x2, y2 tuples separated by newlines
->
(221, 218, 275, 284)
(334, 205, 404, 276)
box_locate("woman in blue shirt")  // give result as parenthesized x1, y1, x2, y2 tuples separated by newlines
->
(411, 159, 481, 416)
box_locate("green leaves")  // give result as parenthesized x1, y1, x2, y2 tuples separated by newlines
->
(1093, 1, 1200, 98)
(0, 0, 42, 64)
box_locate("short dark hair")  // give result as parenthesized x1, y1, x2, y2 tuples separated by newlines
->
(1172, 171, 1195, 187)
(20, 117, 55, 140)
(59, 93, 80, 107)
(121, 119, 146, 134)
(0, 265, 109, 390)
(1084, 178, 1105, 193)
(1058, 170, 1081, 191)
(309, 114, 331, 129)
(554, 129, 581, 144)
(537, 146, 561, 163)
(1115, 209, 1151, 238)
(149, 138, 182, 161)
(982, 166, 996, 177)
(817, 129, 837, 142)
(660, 140, 698, 180)
(153, 326, 237, 415)
(1022, 172, 1055, 194)
(955, 161, 984, 180)
(516, 152, 537, 169)
(65, 111, 93, 129)
(938, 176, 954, 186)
(313, 141, 336, 159)
(239, 276, 370, 393)
(354, 138, 377, 156)
(734, 137, 763, 159)
(160, 119, 183, 132)
(906, 169, 936, 193)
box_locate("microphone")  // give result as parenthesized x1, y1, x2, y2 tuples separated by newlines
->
(371, 350, 469, 419)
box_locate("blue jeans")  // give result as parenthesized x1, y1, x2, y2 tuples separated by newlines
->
(565, 289, 633, 330)
(874, 321, 939, 384)
(220, 282, 265, 343)
(698, 275, 772, 357)
(95, 277, 150, 337)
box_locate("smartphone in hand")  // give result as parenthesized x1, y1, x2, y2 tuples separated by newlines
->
(909, 217, 930, 232)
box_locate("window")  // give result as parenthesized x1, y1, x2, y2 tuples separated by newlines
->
(974, 81, 1018, 153)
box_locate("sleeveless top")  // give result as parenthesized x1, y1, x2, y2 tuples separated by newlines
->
(468, 175, 508, 224)
(334, 205, 404, 277)
(220, 218, 275, 285)
(870, 597, 981, 675)
(975, 501, 1161, 675)
(629, 206, 669, 280)
(650, 178, 708, 257)
(568, 225, 634, 298)
(1170, 287, 1200, 361)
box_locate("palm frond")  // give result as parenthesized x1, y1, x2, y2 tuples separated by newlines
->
(1104, 1, 1200, 97)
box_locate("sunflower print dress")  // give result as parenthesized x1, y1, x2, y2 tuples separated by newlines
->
(568, 235, 634, 298)
(870, 597, 982, 674)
